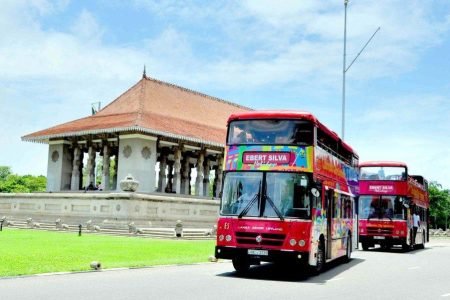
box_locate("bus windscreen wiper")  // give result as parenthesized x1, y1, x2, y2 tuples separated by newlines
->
(238, 193, 260, 219)
(265, 195, 284, 221)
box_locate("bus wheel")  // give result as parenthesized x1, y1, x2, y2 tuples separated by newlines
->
(310, 242, 325, 275)
(232, 257, 250, 273)
(402, 242, 410, 252)
(362, 242, 369, 251)
(344, 236, 352, 263)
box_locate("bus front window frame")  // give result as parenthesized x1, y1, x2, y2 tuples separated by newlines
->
(220, 171, 312, 220)
(228, 120, 314, 146)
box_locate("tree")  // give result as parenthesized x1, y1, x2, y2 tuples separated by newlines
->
(429, 181, 450, 230)
(0, 166, 46, 193)
(0, 166, 12, 181)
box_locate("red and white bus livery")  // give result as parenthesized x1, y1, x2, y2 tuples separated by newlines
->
(358, 161, 429, 251)
(214, 110, 359, 273)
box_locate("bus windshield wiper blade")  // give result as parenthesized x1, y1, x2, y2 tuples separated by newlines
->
(265, 195, 284, 221)
(238, 193, 259, 219)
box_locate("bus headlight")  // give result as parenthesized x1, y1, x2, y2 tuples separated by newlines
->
(219, 234, 224, 241)
(298, 240, 306, 247)
(225, 235, 232, 242)
(396, 230, 400, 234)
(290, 239, 297, 246)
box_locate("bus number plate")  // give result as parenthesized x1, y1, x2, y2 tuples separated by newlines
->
(374, 236, 385, 240)
(248, 249, 268, 256)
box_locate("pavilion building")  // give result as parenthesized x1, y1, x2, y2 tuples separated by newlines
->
(22, 73, 251, 197)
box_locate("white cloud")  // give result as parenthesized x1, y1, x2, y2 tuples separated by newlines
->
(70, 9, 104, 42)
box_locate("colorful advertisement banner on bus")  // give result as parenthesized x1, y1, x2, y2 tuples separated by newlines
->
(224, 145, 313, 172)
(314, 147, 358, 195)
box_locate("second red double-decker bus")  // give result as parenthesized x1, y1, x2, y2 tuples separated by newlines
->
(358, 161, 429, 251)
(214, 110, 359, 274)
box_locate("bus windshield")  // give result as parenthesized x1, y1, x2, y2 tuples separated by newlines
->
(359, 166, 406, 181)
(228, 120, 313, 145)
(359, 195, 406, 220)
(220, 172, 311, 219)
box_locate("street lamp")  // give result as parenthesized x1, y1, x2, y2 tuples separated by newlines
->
(341, 0, 348, 141)
(341, 0, 380, 140)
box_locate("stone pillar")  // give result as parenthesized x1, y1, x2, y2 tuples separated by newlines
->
(102, 144, 110, 191)
(157, 152, 167, 192)
(70, 146, 81, 191)
(173, 148, 182, 194)
(215, 155, 224, 198)
(113, 154, 118, 190)
(189, 164, 193, 195)
(116, 134, 157, 193)
(195, 151, 205, 196)
(203, 158, 211, 197)
(78, 151, 84, 190)
(181, 156, 190, 195)
(46, 141, 72, 192)
(166, 162, 173, 193)
(86, 146, 96, 187)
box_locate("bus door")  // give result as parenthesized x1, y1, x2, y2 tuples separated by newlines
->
(353, 196, 359, 250)
(325, 188, 334, 259)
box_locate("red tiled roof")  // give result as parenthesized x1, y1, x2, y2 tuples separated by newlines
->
(22, 77, 251, 146)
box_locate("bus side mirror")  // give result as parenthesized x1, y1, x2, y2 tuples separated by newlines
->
(311, 187, 320, 198)
(403, 197, 411, 208)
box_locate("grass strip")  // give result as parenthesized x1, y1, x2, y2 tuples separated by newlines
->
(0, 229, 215, 277)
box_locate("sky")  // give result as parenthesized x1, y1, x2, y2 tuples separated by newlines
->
(0, 0, 449, 188)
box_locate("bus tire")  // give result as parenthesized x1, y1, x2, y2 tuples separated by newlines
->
(402, 242, 410, 252)
(232, 256, 250, 273)
(310, 241, 325, 275)
(362, 242, 369, 251)
(344, 235, 352, 263)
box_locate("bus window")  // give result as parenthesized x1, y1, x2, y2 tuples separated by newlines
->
(342, 195, 352, 218)
(264, 173, 310, 219)
(220, 172, 262, 216)
(228, 120, 314, 146)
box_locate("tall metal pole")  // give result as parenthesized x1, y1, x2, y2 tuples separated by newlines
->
(341, 0, 348, 141)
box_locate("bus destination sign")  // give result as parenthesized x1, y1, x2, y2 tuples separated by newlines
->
(243, 151, 291, 165)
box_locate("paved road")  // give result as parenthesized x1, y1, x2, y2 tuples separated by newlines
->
(1, 239, 450, 300)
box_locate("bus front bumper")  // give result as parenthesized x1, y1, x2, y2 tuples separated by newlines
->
(360, 235, 407, 246)
(215, 246, 309, 264)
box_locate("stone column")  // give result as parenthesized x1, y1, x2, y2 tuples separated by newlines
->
(157, 152, 167, 192)
(195, 151, 205, 196)
(215, 155, 224, 198)
(79, 151, 84, 190)
(86, 146, 96, 187)
(113, 154, 118, 190)
(203, 158, 211, 197)
(70, 146, 81, 191)
(181, 156, 190, 195)
(173, 148, 182, 194)
(166, 162, 173, 193)
(102, 144, 110, 190)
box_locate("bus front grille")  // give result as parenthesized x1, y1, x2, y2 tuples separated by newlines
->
(235, 232, 286, 247)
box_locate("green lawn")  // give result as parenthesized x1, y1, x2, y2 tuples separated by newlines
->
(0, 229, 216, 277)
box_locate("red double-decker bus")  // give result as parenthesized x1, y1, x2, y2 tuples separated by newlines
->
(214, 111, 359, 274)
(358, 161, 429, 251)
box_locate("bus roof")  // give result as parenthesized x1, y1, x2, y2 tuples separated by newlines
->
(359, 161, 407, 168)
(227, 110, 357, 156)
